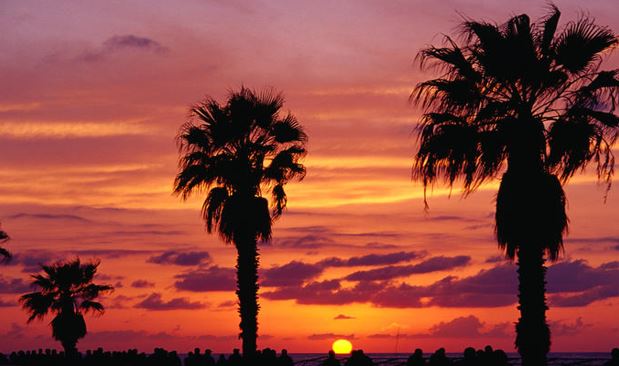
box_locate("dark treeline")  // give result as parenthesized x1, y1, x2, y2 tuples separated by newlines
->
(0, 347, 289, 366)
(1, 347, 618, 366)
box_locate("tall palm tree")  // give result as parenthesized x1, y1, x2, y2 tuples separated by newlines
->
(20, 259, 113, 356)
(174, 87, 307, 359)
(411, 7, 618, 366)
(0, 227, 9, 260)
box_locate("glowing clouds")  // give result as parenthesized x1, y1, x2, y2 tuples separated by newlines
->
(0, 121, 153, 139)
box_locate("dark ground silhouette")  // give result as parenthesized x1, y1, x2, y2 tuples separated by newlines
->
(0, 347, 617, 366)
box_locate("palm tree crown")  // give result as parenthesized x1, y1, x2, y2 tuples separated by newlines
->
(20, 259, 113, 353)
(412, 7, 618, 259)
(174, 87, 307, 242)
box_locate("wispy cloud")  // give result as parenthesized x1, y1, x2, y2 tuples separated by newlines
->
(0, 121, 153, 139)
(78, 35, 168, 62)
(134, 293, 206, 310)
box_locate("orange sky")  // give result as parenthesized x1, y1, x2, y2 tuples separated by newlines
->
(0, 0, 618, 354)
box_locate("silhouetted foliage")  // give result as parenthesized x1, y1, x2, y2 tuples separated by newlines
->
(174, 87, 307, 359)
(0, 225, 10, 261)
(412, 6, 618, 366)
(344, 350, 374, 366)
(606, 348, 619, 366)
(19, 259, 113, 356)
(322, 351, 341, 366)
(0, 346, 616, 366)
(406, 349, 425, 366)
(0, 347, 300, 366)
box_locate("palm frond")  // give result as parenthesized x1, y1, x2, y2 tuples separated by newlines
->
(271, 114, 307, 144)
(201, 187, 229, 233)
(80, 283, 113, 300)
(0, 228, 10, 260)
(412, 78, 481, 113)
(0, 247, 9, 260)
(271, 184, 287, 218)
(264, 145, 307, 183)
(174, 164, 212, 199)
(20, 292, 54, 322)
(554, 16, 618, 74)
(79, 300, 105, 315)
(539, 4, 561, 55)
(417, 38, 479, 81)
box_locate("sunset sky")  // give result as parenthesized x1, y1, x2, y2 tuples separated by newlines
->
(1, 0, 618, 354)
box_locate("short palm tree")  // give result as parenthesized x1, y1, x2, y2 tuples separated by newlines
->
(412, 7, 618, 366)
(20, 259, 113, 356)
(0, 227, 9, 260)
(174, 87, 307, 359)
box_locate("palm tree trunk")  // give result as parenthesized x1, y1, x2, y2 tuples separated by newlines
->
(516, 244, 550, 366)
(61, 340, 78, 359)
(235, 234, 260, 361)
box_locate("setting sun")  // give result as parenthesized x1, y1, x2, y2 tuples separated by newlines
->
(332, 339, 353, 354)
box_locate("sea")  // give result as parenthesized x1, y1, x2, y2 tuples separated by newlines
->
(284, 352, 612, 366)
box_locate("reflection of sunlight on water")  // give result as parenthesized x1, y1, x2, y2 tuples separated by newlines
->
(288, 353, 610, 366)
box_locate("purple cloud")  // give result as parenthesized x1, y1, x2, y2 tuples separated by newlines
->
(485, 255, 505, 263)
(547, 260, 619, 306)
(6, 213, 92, 222)
(319, 251, 424, 267)
(274, 234, 337, 249)
(368, 316, 510, 339)
(147, 250, 211, 266)
(427, 315, 510, 338)
(334, 314, 355, 320)
(0, 275, 31, 293)
(4, 251, 57, 273)
(261, 251, 428, 288)
(263, 280, 382, 305)
(217, 300, 236, 308)
(264, 264, 514, 308)
(318, 260, 618, 308)
(550, 317, 590, 336)
(79, 35, 168, 62)
(345, 256, 471, 281)
(134, 293, 205, 310)
(131, 279, 155, 288)
(262, 261, 323, 287)
(104, 35, 167, 52)
(174, 266, 235, 292)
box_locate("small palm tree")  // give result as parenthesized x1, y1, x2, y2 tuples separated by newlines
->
(0, 227, 9, 260)
(20, 259, 113, 356)
(412, 7, 618, 366)
(174, 87, 307, 359)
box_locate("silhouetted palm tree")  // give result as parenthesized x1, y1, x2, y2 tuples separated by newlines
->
(174, 87, 307, 359)
(20, 259, 113, 356)
(412, 7, 618, 366)
(0, 227, 9, 260)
